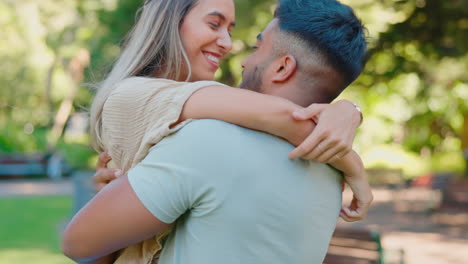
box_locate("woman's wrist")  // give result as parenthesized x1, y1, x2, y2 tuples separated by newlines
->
(336, 100, 363, 127)
(331, 150, 365, 179)
(264, 102, 315, 146)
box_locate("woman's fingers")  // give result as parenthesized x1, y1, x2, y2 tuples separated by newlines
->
(288, 128, 325, 159)
(97, 151, 111, 170)
(340, 193, 373, 222)
(94, 151, 119, 192)
(291, 100, 360, 161)
(292, 103, 327, 121)
(291, 130, 352, 161)
(290, 101, 358, 161)
(307, 138, 346, 162)
(340, 206, 363, 222)
(93, 169, 121, 184)
(93, 169, 122, 192)
(339, 210, 352, 222)
(289, 118, 351, 161)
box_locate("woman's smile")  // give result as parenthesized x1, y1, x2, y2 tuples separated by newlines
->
(203, 51, 222, 69)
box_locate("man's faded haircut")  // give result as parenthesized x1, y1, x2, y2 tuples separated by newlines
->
(274, 0, 367, 87)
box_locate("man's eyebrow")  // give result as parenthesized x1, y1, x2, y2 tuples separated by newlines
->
(207, 11, 236, 27)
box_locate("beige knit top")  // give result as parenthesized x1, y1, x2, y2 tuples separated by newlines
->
(99, 77, 224, 264)
(102, 77, 223, 173)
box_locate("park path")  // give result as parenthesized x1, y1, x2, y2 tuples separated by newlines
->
(0, 178, 73, 197)
(340, 187, 468, 264)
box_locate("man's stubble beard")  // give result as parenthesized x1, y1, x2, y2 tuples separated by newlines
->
(239, 65, 265, 93)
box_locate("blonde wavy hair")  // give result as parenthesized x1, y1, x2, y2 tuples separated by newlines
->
(90, 0, 199, 152)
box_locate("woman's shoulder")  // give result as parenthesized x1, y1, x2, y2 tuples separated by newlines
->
(115, 76, 173, 90)
(112, 77, 224, 97)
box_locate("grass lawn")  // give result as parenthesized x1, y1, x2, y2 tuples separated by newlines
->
(0, 196, 74, 264)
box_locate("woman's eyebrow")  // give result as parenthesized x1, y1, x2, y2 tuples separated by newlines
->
(207, 11, 236, 27)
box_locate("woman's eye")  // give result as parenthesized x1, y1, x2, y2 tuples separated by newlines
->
(208, 22, 220, 29)
(251, 46, 258, 50)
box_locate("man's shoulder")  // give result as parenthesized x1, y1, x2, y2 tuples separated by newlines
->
(171, 119, 245, 140)
(173, 119, 286, 146)
(180, 119, 240, 133)
(152, 120, 242, 152)
(153, 119, 289, 159)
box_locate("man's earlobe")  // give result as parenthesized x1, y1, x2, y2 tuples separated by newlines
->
(272, 55, 297, 82)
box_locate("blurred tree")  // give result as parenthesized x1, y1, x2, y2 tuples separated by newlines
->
(0, 0, 106, 167)
(340, 0, 467, 176)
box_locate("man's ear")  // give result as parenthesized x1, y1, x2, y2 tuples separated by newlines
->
(272, 55, 297, 83)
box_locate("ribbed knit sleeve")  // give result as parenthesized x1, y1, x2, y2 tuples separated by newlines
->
(101, 77, 224, 172)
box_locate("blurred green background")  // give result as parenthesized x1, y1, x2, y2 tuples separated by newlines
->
(0, 0, 467, 263)
(1, 0, 467, 176)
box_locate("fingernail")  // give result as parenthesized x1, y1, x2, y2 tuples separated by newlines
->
(115, 170, 123, 178)
(293, 111, 305, 119)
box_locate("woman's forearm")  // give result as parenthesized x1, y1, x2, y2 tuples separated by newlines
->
(329, 150, 366, 180)
(180, 86, 315, 146)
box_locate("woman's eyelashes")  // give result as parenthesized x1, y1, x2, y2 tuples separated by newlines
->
(209, 22, 232, 37)
(208, 22, 220, 29)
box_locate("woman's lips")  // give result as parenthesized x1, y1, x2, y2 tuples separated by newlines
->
(203, 52, 221, 69)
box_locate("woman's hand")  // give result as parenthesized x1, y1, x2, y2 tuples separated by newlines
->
(93, 152, 123, 192)
(339, 179, 373, 222)
(288, 100, 362, 162)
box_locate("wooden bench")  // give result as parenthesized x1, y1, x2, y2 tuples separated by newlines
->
(434, 181, 468, 226)
(0, 153, 66, 179)
(439, 182, 468, 211)
(323, 228, 383, 264)
(366, 168, 406, 190)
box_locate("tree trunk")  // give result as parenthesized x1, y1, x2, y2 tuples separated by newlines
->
(462, 115, 468, 177)
(48, 49, 90, 149)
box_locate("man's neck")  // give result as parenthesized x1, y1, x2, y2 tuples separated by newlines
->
(268, 83, 312, 107)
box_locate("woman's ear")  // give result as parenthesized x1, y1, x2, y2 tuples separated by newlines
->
(272, 55, 297, 83)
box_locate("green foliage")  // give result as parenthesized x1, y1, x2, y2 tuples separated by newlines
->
(56, 141, 97, 170)
(0, 126, 48, 153)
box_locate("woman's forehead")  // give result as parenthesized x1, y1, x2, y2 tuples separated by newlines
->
(189, 0, 236, 22)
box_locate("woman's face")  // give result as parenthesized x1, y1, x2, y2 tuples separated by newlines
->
(180, 0, 235, 81)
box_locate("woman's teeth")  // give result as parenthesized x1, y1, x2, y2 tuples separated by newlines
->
(206, 54, 219, 64)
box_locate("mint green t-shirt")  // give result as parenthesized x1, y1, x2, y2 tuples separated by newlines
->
(128, 120, 342, 264)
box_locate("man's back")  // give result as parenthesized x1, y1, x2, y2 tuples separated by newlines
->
(128, 119, 342, 264)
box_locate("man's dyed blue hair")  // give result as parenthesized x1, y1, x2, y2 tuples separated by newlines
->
(275, 0, 367, 85)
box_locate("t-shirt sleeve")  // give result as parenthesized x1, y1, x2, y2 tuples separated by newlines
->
(127, 152, 191, 224)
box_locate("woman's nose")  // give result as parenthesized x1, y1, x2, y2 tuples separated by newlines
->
(217, 30, 232, 52)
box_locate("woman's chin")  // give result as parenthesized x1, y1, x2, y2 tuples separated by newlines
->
(190, 72, 216, 82)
